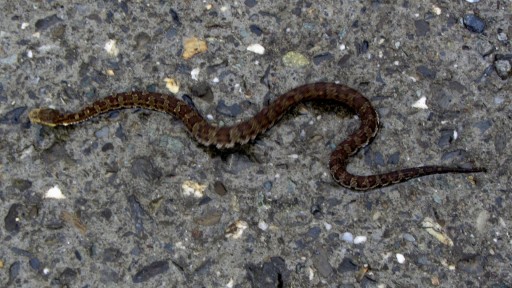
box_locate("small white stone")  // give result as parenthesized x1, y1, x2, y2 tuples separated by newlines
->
(341, 232, 354, 243)
(104, 39, 119, 57)
(431, 5, 442, 15)
(181, 180, 207, 198)
(353, 235, 367, 244)
(21, 22, 29, 29)
(453, 130, 458, 140)
(258, 220, 268, 231)
(339, 44, 346, 50)
(212, 77, 219, 83)
(323, 222, 332, 231)
(27, 50, 33, 58)
(396, 253, 406, 264)
(191, 68, 200, 80)
(44, 185, 66, 199)
(412, 96, 428, 109)
(247, 43, 265, 55)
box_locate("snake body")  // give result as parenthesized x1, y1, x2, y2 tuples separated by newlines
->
(29, 82, 485, 190)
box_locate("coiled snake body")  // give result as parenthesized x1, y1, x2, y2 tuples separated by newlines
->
(29, 82, 485, 190)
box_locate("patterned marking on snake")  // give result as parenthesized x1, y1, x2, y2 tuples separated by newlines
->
(28, 82, 486, 190)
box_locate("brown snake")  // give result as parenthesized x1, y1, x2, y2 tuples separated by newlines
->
(28, 82, 485, 190)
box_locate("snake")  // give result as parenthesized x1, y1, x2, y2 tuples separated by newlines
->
(28, 82, 485, 190)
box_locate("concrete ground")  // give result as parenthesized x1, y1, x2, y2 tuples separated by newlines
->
(1, 1, 510, 287)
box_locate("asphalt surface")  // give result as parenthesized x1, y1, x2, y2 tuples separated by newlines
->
(1, 1, 511, 287)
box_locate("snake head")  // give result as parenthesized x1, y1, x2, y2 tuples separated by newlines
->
(28, 108, 61, 127)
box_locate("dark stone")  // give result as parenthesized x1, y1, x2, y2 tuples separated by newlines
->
(127, 194, 145, 235)
(101, 143, 114, 152)
(216, 100, 243, 117)
(373, 151, 385, 166)
(356, 40, 369, 55)
(213, 181, 228, 196)
(310, 203, 322, 218)
(130, 157, 162, 182)
(312, 248, 334, 277)
(337, 258, 358, 273)
(338, 54, 352, 67)
(246, 257, 289, 288)
(456, 255, 485, 275)
(473, 119, 492, 134)
(11, 179, 32, 191)
(387, 151, 400, 165)
(249, 24, 263, 36)
(437, 129, 455, 148)
(9, 261, 21, 282)
(263, 180, 272, 191)
(414, 20, 430, 37)
(74, 250, 82, 261)
(5, 203, 22, 233)
(56, 267, 78, 285)
(101, 208, 113, 220)
(305, 226, 321, 240)
(463, 14, 485, 33)
(35, 14, 62, 31)
(169, 8, 181, 26)
(244, 0, 257, 8)
(134, 32, 151, 50)
(0, 107, 27, 124)
(10, 247, 32, 257)
(198, 196, 212, 206)
(132, 260, 170, 283)
(29, 258, 41, 270)
(103, 247, 123, 262)
(190, 82, 213, 99)
(416, 65, 436, 79)
(312, 52, 334, 65)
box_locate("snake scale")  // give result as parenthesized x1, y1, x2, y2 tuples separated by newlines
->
(29, 82, 485, 190)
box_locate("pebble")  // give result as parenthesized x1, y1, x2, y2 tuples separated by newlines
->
(258, 220, 268, 231)
(169, 8, 181, 26)
(35, 14, 62, 31)
(244, 0, 257, 8)
(263, 180, 273, 191)
(282, 51, 309, 68)
(306, 227, 321, 240)
(403, 233, 416, 242)
(353, 235, 367, 244)
(132, 260, 169, 283)
(247, 43, 265, 55)
(312, 248, 333, 277)
(341, 232, 354, 243)
(216, 100, 243, 117)
(494, 60, 511, 80)
(387, 151, 400, 165)
(214, 181, 228, 196)
(0, 107, 26, 124)
(5, 204, 22, 233)
(473, 119, 492, 134)
(130, 157, 162, 182)
(463, 14, 485, 33)
(396, 253, 406, 264)
(94, 126, 110, 138)
(249, 24, 263, 36)
(29, 258, 41, 270)
(312, 52, 334, 65)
